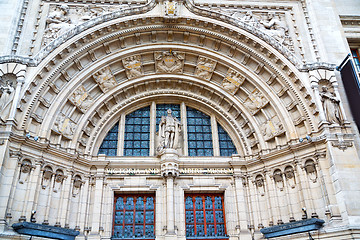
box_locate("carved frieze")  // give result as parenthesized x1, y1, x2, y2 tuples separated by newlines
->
(155, 51, 185, 74)
(53, 113, 76, 139)
(221, 69, 245, 94)
(93, 67, 118, 92)
(194, 57, 217, 80)
(244, 89, 269, 115)
(122, 55, 144, 79)
(261, 117, 284, 140)
(69, 85, 93, 112)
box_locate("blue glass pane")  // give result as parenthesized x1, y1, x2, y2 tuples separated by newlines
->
(136, 197, 144, 210)
(124, 226, 133, 238)
(206, 211, 214, 223)
(186, 211, 194, 223)
(196, 211, 204, 223)
(124, 106, 150, 156)
(186, 225, 195, 237)
(135, 212, 144, 223)
(115, 212, 124, 224)
(205, 197, 212, 209)
(197, 225, 205, 237)
(98, 123, 119, 156)
(126, 197, 134, 210)
(146, 197, 154, 210)
(207, 225, 215, 236)
(215, 211, 224, 222)
(113, 225, 123, 238)
(185, 197, 193, 209)
(195, 197, 203, 209)
(187, 107, 213, 156)
(125, 211, 133, 224)
(134, 226, 144, 237)
(218, 124, 237, 156)
(216, 224, 226, 236)
(145, 225, 154, 238)
(145, 211, 154, 223)
(214, 196, 222, 209)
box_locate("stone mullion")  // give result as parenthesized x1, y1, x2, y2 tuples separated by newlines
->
(43, 174, 56, 224)
(103, 183, 112, 238)
(264, 173, 276, 226)
(211, 115, 220, 156)
(224, 183, 238, 238)
(59, 171, 73, 227)
(117, 115, 125, 156)
(155, 185, 164, 238)
(181, 102, 188, 156)
(150, 101, 156, 156)
(177, 185, 186, 237)
(24, 161, 41, 221)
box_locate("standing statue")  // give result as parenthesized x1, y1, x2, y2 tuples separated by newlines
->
(320, 86, 344, 125)
(0, 80, 15, 119)
(158, 109, 181, 150)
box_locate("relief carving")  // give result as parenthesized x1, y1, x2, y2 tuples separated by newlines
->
(122, 55, 144, 79)
(72, 175, 83, 197)
(284, 166, 296, 188)
(244, 89, 269, 114)
(164, 0, 178, 17)
(53, 114, 76, 139)
(221, 69, 245, 94)
(255, 175, 265, 196)
(69, 85, 93, 112)
(273, 170, 284, 191)
(304, 160, 317, 183)
(94, 67, 118, 92)
(259, 12, 288, 45)
(19, 160, 32, 184)
(41, 166, 53, 189)
(54, 170, 65, 193)
(261, 117, 284, 140)
(155, 51, 185, 73)
(195, 57, 216, 80)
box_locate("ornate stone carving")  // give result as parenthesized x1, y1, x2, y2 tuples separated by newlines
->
(255, 175, 265, 196)
(304, 160, 317, 183)
(19, 160, 32, 184)
(164, 0, 178, 17)
(54, 170, 65, 193)
(244, 89, 269, 114)
(69, 85, 93, 112)
(122, 55, 144, 79)
(222, 69, 245, 94)
(320, 86, 344, 125)
(273, 170, 284, 191)
(41, 166, 53, 189)
(259, 12, 288, 45)
(155, 51, 184, 73)
(261, 117, 284, 140)
(284, 166, 296, 188)
(72, 175, 83, 197)
(53, 114, 76, 139)
(93, 67, 117, 92)
(157, 109, 182, 154)
(194, 56, 216, 80)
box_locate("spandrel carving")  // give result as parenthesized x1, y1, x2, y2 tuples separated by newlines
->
(244, 89, 269, 115)
(221, 69, 245, 94)
(195, 57, 216, 80)
(69, 85, 93, 112)
(122, 55, 144, 79)
(155, 51, 184, 73)
(165, 0, 178, 17)
(53, 113, 76, 139)
(94, 67, 118, 92)
(260, 12, 288, 45)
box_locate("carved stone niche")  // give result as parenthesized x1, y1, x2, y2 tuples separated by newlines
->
(53, 169, 65, 193)
(72, 175, 83, 197)
(254, 174, 265, 196)
(273, 169, 284, 191)
(0, 73, 17, 120)
(19, 160, 33, 184)
(41, 166, 53, 189)
(154, 50, 185, 74)
(304, 160, 317, 183)
(284, 166, 296, 189)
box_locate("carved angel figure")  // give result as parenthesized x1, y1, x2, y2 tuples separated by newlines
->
(320, 86, 344, 125)
(94, 67, 118, 92)
(122, 55, 144, 79)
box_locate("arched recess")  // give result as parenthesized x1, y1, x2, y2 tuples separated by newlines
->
(17, 14, 319, 158)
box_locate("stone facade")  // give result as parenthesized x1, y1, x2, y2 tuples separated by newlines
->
(0, 0, 360, 239)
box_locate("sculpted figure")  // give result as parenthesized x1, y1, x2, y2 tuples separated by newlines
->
(70, 85, 93, 112)
(245, 90, 268, 114)
(54, 114, 76, 138)
(260, 12, 287, 44)
(94, 67, 117, 92)
(0, 80, 15, 118)
(241, 11, 260, 28)
(44, 5, 73, 45)
(195, 57, 216, 80)
(222, 80, 238, 94)
(122, 55, 144, 79)
(155, 51, 184, 73)
(320, 86, 344, 125)
(158, 109, 181, 150)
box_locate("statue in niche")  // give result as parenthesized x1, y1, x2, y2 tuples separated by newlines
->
(72, 175, 83, 197)
(273, 171, 284, 191)
(195, 57, 216, 80)
(41, 167, 53, 189)
(244, 89, 268, 114)
(54, 114, 76, 139)
(53, 170, 65, 193)
(94, 67, 118, 92)
(69, 85, 93, 112)
(255, 175, 265, 196)
(260, 12, 288, 44)
(157, 109, 182, 153)
(122, 55, 144, 79)
(0, 80, 15, 120)
(155, 51, 184, 73)
(284, 167, 296, 189)
(19, 161, 32, 184)
(320, 86, 344, 125)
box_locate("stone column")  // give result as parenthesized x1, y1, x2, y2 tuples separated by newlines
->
(160, 149, 179, 239)
(89, 172, 104, 239)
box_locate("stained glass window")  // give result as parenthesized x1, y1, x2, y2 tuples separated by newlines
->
(351, 48, 360, 71)
(113, 194, 155, 239)
(156, 104, 180, 131)
(124, 106, 150, 156)
(187, 107, 213, 156)
(185, 194, 228, 239)
(98, 123, 118, 156)
(218, 124, 237, 156)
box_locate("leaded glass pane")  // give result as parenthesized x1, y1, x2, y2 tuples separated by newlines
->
(186, 225, 195, 237)
(218, 124, 237, 156)
(124, 106, 150, 156)
(185, 197, 193, 209)
(98, 123, 118, 156)
(187, 107, 213, 156)
(195, 197, 203, 209)
(197, 225, 205, 237)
